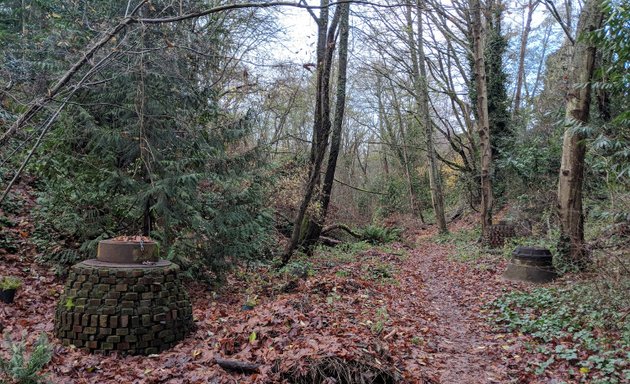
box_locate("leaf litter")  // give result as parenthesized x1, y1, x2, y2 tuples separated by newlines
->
(1, 196, 607, 383)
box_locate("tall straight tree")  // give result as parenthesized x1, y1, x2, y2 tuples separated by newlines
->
(283, 0, 341, 262)
(405, 0, 448, 233)
(302, 2, 351, 249)
(557, 0, 603, 268)
(470, 0, 494, 237)
(484, 0, 510, 160)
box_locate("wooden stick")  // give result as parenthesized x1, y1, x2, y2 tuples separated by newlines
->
(215, 358, 260, 374)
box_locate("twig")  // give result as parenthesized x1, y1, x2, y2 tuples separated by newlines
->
(215, 358, 260, 374)
(323, 173, 386, 195)
(542, 0, 575, 44)
(136, 1, 407, 24)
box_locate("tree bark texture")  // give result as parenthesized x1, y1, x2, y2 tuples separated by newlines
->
(470, 0, 494, 237)
(283, 0, 340, 263)
(557, 0, 603, 268)
(414, 1, 448, 233)
(303, 2, 350, 249)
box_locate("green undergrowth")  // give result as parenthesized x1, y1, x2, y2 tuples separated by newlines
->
(435, 226, 583, 275)
(0, 333, 53, 384)
(315, 241, 374, 265)
(489, 284, 630, 383)
(499, 231, 590, 275)
(434, 227, 499, 266)
(361, 225, 402, 244)
(310, 241, 404, 284)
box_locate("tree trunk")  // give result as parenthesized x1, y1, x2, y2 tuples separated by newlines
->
(557, 0, 603, 268)
(283, 1, 340, 263)
(388, 78, 425, 222)
(414, 1, 448, 233)
(470, 0, 493, 237)
(513, 0, 538, 116)
(302, 2, 350, 249)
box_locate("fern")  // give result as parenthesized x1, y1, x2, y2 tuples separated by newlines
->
(361, 225, 402, 244)
(0, 333, 53, 384)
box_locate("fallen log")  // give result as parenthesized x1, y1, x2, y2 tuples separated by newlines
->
(321, 223, 362, 238)
(215, 357, 260, 374)
(320, 236, 342, 246)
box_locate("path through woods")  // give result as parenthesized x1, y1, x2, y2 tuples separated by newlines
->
(1, 197, 534, 383)
(407, 239, 514, 383)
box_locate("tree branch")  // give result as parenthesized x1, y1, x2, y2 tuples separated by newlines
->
(543, 0, 575, 44)
(321, 223, 362, 238)
(135, 1, 405, 24)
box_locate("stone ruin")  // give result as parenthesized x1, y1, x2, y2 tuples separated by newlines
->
(483, 220, 517, 248)
(503, 246, 557, 283)
(54, 238, 194, 355)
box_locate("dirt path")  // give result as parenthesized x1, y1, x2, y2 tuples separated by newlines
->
(407, 240, 514, 384)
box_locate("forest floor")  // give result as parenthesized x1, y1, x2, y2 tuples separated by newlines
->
(0, 189, 627, 383)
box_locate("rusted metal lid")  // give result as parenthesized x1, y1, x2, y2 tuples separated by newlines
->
(82, 259, 170, 268)
(97, 238, 159, 264)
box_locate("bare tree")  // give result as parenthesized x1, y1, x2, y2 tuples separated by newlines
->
(283, 0, 341, 262)
(302, 2, 351, 250)
(405, 0, 448, 232)
(513, 0, 540, 116)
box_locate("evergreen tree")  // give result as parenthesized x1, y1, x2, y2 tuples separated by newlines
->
(1, 1, 275, 279)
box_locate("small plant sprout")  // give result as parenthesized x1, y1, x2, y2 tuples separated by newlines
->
(245, 294, 258, 308)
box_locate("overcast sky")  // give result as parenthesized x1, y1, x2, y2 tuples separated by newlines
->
(275, 6, 318, 63)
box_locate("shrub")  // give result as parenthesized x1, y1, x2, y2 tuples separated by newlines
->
(489, 285, 629, 382)
(361, 225, 401, 245)
(0, 333, 53, 384)
(0, 277, 22, 290)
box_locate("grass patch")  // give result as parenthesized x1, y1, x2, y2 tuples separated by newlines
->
(278, 259, 314, 279)
(489, 284, 629, 383)
(314, 241, 403, 285)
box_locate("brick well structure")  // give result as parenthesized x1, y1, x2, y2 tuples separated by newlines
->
(54, 256, 193, 355)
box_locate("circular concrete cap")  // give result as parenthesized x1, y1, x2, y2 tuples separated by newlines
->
(502, 263, 557, 283)
(97, 238, 159, 264)
(82, 259, 170, 268)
